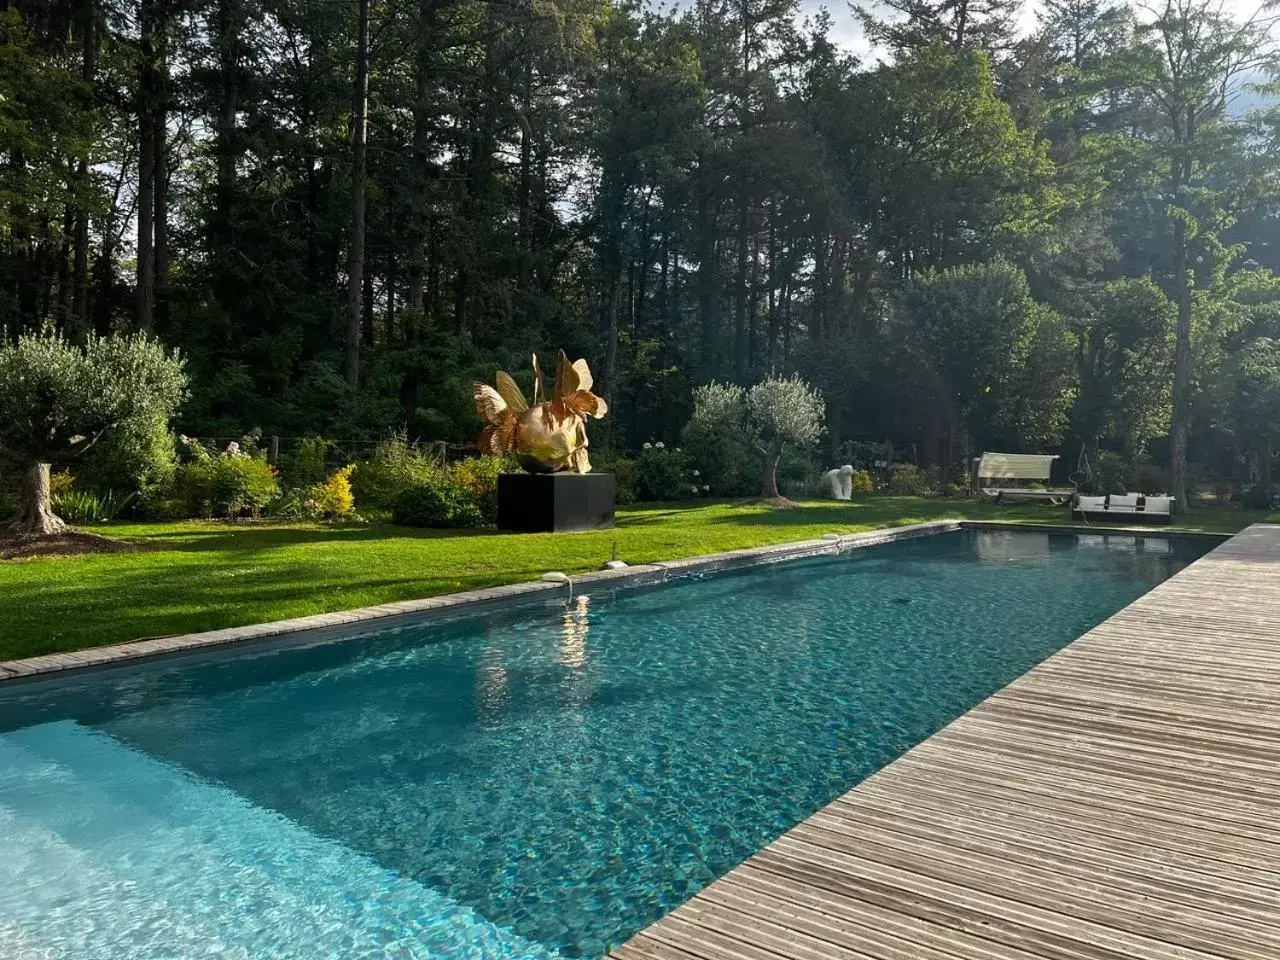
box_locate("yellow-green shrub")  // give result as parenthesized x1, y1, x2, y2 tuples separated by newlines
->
(316, 465, 355, 517)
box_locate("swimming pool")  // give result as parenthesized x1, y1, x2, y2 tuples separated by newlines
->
(0, 529, 1207, 959)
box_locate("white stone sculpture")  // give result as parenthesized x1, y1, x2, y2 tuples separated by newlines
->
(822, 464, 854, 500)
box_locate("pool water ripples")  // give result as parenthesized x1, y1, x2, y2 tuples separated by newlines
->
(0, 530, 1206, 959)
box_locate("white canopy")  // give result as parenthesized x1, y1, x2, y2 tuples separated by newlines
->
(975, 452, 1058, 482)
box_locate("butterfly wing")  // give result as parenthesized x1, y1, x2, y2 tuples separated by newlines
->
(552, 350, 580, 402)
(567, 390, 608, 419)
(495, 371, 529, 413)
(473, 382, 507, 424)
(531, 353, 545, 406)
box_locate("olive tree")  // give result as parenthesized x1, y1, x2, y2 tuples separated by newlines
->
(688, 374, 825, 504)
(0, 331, 187, 535)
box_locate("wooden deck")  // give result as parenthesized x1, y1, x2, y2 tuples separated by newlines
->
(610, 523, 1280, 960)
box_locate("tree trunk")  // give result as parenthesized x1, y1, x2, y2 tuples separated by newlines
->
(136, 0, 157, 332)
(602, 280, 621, 411)
(56, 208, 74, 325)
(406, 0, 430, 317)
(695, 182, 718, 371)
(345, 0, 370, 388)
(153, 11, 170, 334)
(385, 240, 398, 344)
(362, 268, 375, 347)
(516, 55, 533, 292)
(1169, 113, 1194, 515)
(10, 463, 68, 536)
(70, 0, 96, 335)
(1169, 226, 1191, 511)
(733, 0, 752, 381)
(213, 0, 241, 317)
(760, 442, 788, 504)
(733, 181, 749, 382)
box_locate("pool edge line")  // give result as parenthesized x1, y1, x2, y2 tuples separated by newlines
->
(1, 519, 966, 685)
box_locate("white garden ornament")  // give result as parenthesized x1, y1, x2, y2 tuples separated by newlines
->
(822, 464, 854, 500)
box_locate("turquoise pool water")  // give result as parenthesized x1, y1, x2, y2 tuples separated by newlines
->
(0, 530, 1206, 959)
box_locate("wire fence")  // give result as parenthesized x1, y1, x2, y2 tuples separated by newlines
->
(190, 434, 924, 484)
(193, 436, 477, 470)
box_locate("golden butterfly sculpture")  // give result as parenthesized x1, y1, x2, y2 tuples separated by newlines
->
(473, 351, 608, 473)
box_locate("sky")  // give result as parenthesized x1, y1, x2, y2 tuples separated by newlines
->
(809, 0, 1274, 61)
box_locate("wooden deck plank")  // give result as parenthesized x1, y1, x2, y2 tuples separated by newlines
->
(607, 523, 1280, 960)
(821, 792, 1280, 894)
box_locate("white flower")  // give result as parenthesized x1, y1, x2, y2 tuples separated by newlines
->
(643, 442, 652, 450)
(675, 447, 681, 453)
(225, 441, 241, 455)
(179, 434, 191, 444)
(691, 485, 700, 494)
(702, 484, 710, 491)
(655, 441, 665, 449)
(692, 469, 700, 476)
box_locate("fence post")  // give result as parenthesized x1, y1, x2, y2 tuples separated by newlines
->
(269, 435, 280, 465)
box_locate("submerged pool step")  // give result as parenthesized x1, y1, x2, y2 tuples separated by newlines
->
(0, 721, 555, 960)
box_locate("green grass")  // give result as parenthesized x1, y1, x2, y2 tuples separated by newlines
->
(1, 495, 1273, 662)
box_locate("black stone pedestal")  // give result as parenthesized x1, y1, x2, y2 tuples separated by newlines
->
(497, 473, 616, 532)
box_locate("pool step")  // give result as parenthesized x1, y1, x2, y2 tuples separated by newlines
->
(0, 721, 555, 959)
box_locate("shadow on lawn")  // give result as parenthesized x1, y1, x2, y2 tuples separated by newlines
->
(693, 497, 975, 528)
(124, 504, 725, 548)
(123, 522, 511, 553)
(0, 557, 561, 659)
(613, 504, 714, 527)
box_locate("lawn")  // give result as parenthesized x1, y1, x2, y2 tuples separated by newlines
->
(1, 495, 1273, 662)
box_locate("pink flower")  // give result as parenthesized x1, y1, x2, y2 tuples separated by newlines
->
(226, 441, 241, 455)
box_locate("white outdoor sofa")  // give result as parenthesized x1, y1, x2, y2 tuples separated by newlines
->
(1073, 493, 1175, 524)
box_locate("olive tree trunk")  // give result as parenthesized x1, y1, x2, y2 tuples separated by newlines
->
(761, 451, 781, 500)
(10, 462, 68, 536)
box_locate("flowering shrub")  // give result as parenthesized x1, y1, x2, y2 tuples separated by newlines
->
(850, 468, 874, 494)
(212, 455, 278, 517)
(275, 464, 357, 520)
(169, 435, 278, 518)
(681, 418, 758, 496)
(634, 446, 695, 501)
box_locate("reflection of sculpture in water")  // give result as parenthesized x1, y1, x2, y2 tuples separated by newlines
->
(560, 594, 590, 669)
(473, 351, 608, 474)
(822, 464, 854, 500)
(475, 656, 510, 730)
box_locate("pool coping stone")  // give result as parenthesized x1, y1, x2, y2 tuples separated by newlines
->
(0, 518, 1225, 685)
